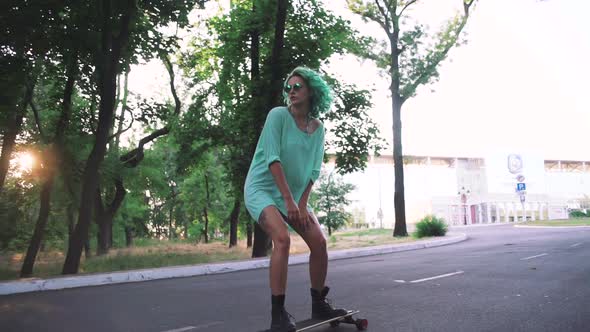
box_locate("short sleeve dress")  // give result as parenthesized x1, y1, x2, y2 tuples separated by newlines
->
(244, 106, 325, 222)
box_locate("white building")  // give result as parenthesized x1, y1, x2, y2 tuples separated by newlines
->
(326, 152, 590, 228)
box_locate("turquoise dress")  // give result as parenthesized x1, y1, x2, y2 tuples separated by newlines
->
(244, 106, 325, 222)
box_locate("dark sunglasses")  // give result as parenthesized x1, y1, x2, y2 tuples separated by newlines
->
(284, 82, 303, 93)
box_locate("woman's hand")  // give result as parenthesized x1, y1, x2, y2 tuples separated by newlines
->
(285, 197, 301, 225)
(298, 201, 312, 231)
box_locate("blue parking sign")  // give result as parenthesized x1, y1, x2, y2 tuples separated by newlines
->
(517, 183, 526, 191)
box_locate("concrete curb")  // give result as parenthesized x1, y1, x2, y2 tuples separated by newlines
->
(0, 233, 467, 296)
(449, 222, 525, 228)
(514, 225, 590, 229)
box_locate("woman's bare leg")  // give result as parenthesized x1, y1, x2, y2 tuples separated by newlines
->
(288, 211, 327, 290)
(259, 206, 291, 295)
(289, 211, 347, 319)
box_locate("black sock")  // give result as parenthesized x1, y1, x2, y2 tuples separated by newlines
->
(271, 294, 286, 320)
(272, 294, 286, 308)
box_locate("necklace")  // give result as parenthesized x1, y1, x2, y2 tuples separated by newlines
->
(289, 107, 311, 135)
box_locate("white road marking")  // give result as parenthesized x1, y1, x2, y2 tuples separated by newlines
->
(569, 243, 582, 248)
(409, 271, 464, 283)
(521, 253, 548, 261)
(394, 280, 406, 283)
(161, 322, 223, 332)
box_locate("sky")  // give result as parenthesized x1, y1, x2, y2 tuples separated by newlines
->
(128, 0, 590, 161)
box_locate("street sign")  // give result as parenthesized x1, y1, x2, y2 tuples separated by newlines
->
(517, 183, 526, 191)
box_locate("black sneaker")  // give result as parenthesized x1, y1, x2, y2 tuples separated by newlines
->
(270, 306, 296, 332)
(310, 287, 348, 320)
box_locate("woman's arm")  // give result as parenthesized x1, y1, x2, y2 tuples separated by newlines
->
(298, 180, 314, 229)
(269, 161, 302, 225)
(299, 180, 313, 208)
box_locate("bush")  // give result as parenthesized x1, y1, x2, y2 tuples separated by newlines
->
(569, 210, 588, 218)
(415, 215, 448, 238)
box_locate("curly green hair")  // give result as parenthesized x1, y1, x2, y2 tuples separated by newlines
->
(283, 66, 333, 118)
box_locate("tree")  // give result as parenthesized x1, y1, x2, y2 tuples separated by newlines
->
(311, 171, 355, 236)
(181, 0, 385, 257)
(347, 0, 477, 236)
(63, 0, 206, 275)
(0, 0, 67, 194)
(2, 0, 91, 277)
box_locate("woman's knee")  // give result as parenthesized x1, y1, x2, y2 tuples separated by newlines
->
(309, 231, 327, 253)
(273, 231, 291, 252)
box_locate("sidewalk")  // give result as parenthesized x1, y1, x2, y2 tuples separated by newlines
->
(0, 232, 467, 296)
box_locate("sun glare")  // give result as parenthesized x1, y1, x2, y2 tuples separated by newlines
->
(15, 152, 35, 172)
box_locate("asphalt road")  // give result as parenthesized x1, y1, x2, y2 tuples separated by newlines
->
(1, 225, 588, 332)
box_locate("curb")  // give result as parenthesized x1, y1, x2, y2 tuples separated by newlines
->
(514, 225, 590, 229)
(0, 233, 467, 296)
(449, 222, 524, 228)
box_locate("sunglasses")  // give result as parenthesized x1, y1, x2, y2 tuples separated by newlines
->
(284, 82, 303, 93)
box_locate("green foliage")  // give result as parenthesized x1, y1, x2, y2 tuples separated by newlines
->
(176, 150, 233, 241)
(347, 0, 476, 101)
(329, 235, 338, 244)
(569, 210, 589, 218)
(0, 181, 35, 251)
(310, 171, 355, 235)
(180, 0, 385, 180)
(1, 0, 390, 261)
(414, 215, 448, 238)
(323, 80, 387, 174)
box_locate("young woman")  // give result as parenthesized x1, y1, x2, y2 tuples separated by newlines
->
(244, 67, 346, 332)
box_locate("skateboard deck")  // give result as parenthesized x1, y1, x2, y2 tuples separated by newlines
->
(259, 310, 367, 331)
(296, 310, 367, 331)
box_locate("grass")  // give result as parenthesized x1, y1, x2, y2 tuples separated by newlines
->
(323, 228, 422, 250)
(0, 228, 426, 282)
(524, 217, 590, 226)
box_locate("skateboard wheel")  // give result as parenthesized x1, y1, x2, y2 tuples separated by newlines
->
(330, 320, 340, 328)
(355, 319, 368, 330)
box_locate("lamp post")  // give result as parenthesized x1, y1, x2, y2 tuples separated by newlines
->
(377, 167, 383, 228)
(458, 186, 471, 225)
(326, 167, 336, 230)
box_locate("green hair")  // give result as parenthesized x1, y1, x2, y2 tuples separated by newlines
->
(283, 67, 333, 118)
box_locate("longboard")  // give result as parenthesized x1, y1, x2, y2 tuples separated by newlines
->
(260, 310, 367, 331)
(296, 310, 367, 331)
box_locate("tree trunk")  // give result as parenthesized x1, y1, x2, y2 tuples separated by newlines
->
(20, 171, 54, 277)
(113, 71, 129, 151)
(265, 0, 288, 111)
(251, 0, 288, 258)
(392, 95, 407, 236)
(203, 207, 209, 243)
(252, 223, 272, 258)
(95, 188, 108, 256)
(246, 222, 253, 248)
(169, 203, 174, 240)
(84, 239, 91, 259)
(389, 14, 408, 237)
(125, 226, 134, 247)
(203, 173, 210, 243)
(246, 0, 259, 251)
(229, 197, 240, 247)
(96, 216, 112, 256)
(250, 0, 261, 123)
(67, 204, 75, 237)
(21, 51, 78, 277)
(63, 0, 134, 274)
(95, 179, 126, 255)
